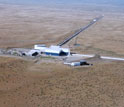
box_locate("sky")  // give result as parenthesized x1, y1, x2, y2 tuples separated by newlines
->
(0, 0, 124, 6)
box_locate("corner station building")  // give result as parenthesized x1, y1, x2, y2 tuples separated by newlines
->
(34, 45, 70, 56)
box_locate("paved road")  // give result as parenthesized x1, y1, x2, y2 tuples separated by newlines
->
(58, 15, 104, 46)
(71, 54, 124, 61)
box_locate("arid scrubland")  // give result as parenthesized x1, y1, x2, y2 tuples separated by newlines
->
(0, 57, 124, 107)
(0, 4, 124, 56)
(0, 4, 124, 107)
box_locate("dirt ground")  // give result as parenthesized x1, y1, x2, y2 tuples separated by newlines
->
(0, 4, 124, 56)
(0, 56, 124, 107)
(0, 3, 124, 107)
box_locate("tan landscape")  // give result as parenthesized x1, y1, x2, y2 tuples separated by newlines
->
(0, 3, 124, 107)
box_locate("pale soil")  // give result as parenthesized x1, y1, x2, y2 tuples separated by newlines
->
(0, 4, 124, 56)
(0, 56, 124, 107)
(0, 3, 124, 107)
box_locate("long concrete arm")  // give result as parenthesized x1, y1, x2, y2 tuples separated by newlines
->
(57, 15, 104, 46)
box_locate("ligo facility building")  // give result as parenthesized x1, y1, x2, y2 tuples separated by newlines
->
(34, 45, 70, 56)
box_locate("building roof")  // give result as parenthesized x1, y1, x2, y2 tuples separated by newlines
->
(34, 45, 70, 55)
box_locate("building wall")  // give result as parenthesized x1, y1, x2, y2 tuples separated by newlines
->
(45, 52, 60, 56)
(34, 45, 70, 56)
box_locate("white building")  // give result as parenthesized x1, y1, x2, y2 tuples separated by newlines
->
(34, 45, 70, 56)
(22, 49, 41, 56)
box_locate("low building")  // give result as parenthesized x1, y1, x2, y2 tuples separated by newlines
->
(64, 60, 92, 66)
(34, 45, 70, 56)
(22, 49, 41, 56)
(34, 44, 46, 51)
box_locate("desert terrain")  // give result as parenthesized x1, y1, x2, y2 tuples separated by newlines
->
(0, 4, 124, 56)
(0, 3, 124, 107)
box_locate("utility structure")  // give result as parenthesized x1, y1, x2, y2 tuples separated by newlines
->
(74, 36, 79, 46)
(57, 15, 104, 47)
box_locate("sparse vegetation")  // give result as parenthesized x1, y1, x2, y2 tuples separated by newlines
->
(0, 3, 124, 107)
(0, 57, 124, 107)
(40, 56, 56, 60)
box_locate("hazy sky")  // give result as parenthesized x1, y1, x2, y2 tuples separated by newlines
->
(0, 0, 124, 6)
